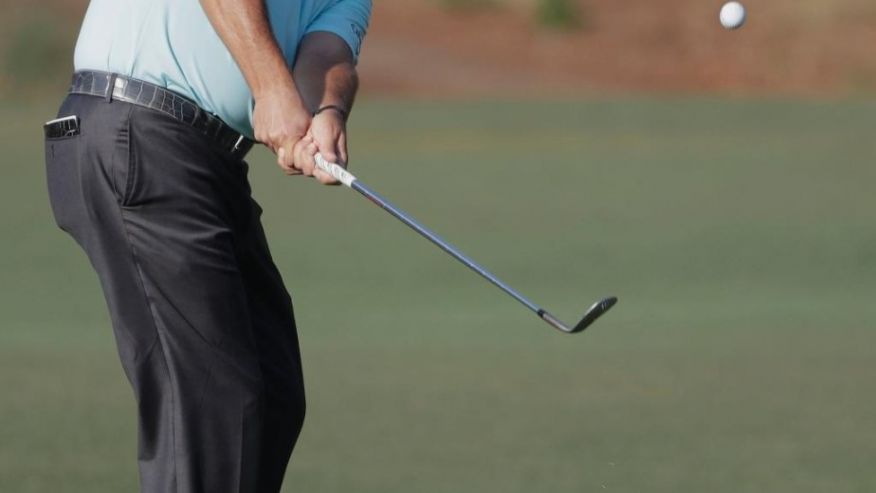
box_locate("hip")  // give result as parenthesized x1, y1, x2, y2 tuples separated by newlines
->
(44, 91, 258, 235)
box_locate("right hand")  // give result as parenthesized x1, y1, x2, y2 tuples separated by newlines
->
(251, 83, 313, 175)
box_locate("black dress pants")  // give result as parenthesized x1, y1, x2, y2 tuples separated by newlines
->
(44, 94, 306, 493)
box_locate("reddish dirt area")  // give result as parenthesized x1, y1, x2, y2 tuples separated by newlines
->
(5, 0, 876, 98)
(358, 0, 876, 98)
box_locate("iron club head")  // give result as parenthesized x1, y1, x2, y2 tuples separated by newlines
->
(539, 297, 618, 334)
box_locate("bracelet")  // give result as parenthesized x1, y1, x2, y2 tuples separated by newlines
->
(313, 105, 349, 121)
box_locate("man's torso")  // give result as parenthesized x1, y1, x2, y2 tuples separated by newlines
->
(74, 0, 370, 138)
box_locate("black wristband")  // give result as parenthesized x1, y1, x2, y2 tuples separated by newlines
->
(313, 105, 349, 121)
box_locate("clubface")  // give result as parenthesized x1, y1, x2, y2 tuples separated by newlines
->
(570, 297, 619, 333)
(539, 297, 618, 334)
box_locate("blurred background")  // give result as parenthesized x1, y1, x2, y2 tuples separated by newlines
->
(2, 1, 875, 492)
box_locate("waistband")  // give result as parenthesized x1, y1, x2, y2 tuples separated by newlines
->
(69, 71, 254, 160)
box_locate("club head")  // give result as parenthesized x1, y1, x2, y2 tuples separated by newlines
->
(571, 297, 618, 333)
(539, 297, 618, 334)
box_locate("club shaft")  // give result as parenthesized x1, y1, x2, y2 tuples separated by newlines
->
(314, 154, 616, 335)
(350, 179, 543, 314)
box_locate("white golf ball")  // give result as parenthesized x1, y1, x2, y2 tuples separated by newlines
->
(719, 1, 746, 30)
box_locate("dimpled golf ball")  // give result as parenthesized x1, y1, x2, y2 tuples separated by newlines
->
(719, 1, 746, 30)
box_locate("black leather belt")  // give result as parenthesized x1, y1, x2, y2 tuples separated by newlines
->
(69, 70, 254, 159)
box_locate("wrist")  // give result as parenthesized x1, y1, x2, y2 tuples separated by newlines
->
(313, 104, 349, 122)
(251, 70, 300, 103)
(254, 87, 301, 108)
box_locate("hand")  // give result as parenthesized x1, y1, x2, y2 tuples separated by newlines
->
(287, 134, 317, 177)
(307, 109, 349, 186)
(251, 82, 312, 174)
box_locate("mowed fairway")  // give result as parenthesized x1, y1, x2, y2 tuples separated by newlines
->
(1, 99, 874, 492)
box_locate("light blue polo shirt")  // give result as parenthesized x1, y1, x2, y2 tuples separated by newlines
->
(74, 0, 371, 138)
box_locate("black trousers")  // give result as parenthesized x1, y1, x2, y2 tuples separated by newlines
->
(44, 94, 306, 492)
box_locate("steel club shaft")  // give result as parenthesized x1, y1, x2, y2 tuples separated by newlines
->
(314, 154, 617, 334)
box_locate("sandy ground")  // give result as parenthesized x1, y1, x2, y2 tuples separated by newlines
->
(358, 0, 876, 97)
(4, 0, 876, 97)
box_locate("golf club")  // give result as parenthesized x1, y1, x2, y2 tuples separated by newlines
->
(314, 154, 618, 334)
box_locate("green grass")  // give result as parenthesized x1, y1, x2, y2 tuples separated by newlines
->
(1, 99, 875, 492)
(536, 0, 583, 29)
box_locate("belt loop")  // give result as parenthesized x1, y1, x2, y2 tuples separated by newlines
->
(106, 73, 117, 103)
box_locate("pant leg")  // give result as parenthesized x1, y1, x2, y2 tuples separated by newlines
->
(44, 94, 303, 492)
(47, 96, 187, 492)
(235, 191, 306, 493)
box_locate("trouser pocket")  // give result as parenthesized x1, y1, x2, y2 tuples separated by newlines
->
(44, 132, 82, 235)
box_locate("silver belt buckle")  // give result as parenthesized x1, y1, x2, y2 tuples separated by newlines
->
(112, 76, 126, 100)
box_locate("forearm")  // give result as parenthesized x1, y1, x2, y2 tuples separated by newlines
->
(293, 32, 359, 115)
(199, 0, 300, 100)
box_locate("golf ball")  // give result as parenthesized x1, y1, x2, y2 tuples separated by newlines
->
(719, 1, 746, 30)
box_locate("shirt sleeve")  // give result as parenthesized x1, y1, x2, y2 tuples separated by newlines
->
(305, 0, 372, 63)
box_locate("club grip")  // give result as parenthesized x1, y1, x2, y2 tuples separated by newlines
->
(314, 153, 357, 187)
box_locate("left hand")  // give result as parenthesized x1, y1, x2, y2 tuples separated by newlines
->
(307, 109, 349, 186)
